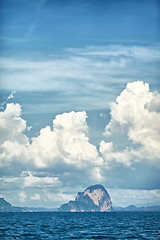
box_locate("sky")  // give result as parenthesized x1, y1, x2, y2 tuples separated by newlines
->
(0, 0, 160, 208)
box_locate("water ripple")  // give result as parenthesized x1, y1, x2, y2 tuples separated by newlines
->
(0, 212, 159, 239)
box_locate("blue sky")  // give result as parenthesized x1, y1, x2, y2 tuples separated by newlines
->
(1, 0, 159, 56)
(0, 0, 160, 208)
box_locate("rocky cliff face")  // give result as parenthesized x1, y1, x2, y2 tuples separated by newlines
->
(58, 184, 112, 212)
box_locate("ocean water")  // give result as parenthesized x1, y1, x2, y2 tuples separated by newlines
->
(0, 212, 159, 239)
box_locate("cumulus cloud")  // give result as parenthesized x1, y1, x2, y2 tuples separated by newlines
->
(31, 111, 103, 168)
(0, 103, 30, 167)
(0, 104, 102, 170)
(0, 81, 159, 171)
(101, 81, 160, 166)
(99, 141, 135, 167)
(0, 103, 27, 144)
(145, 93, 160, 113)
(0, 81, 159, 204)
(29, 111, 102, 168)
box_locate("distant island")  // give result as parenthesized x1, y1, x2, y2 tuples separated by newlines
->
(0, 197, 32, 212)
(0, 198, 56, 212)
(113, 205, 160, 212)
(1, 184, 160, 212)
(58, 184, 112, 212)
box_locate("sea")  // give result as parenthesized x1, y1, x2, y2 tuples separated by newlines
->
(0, 212, 159, 239)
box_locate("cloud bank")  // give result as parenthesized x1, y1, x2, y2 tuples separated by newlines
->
(0, 80, 160, 206)
(0, 81, 160, 170)
(0, 105, 102, 173)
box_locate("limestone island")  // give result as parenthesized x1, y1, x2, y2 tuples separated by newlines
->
(58, 184, 112, 212)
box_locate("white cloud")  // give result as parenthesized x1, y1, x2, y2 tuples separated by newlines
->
(7, 91, 16, 100)
(0, 81, 159, 172)
(145, 93, 160, 113)
(0, 104, 102, 170)
(0, 80, 159, 200)
(99, 141, 134, 167)
(0, 45, 159, 94)
(0, 103, 30, 166)
(0, 141, 29, 167)
(90, 167, 104, 181)
(0, 103, 28, 144)
(29, 111, 102, 168)
(101, 81, 160, 166)
(30, 193, 40, 201)
(0, 91, 16, 111)
(67, 45, 160, 61)
(19, 191, 27, 202)
(1, 45, 159, 116)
